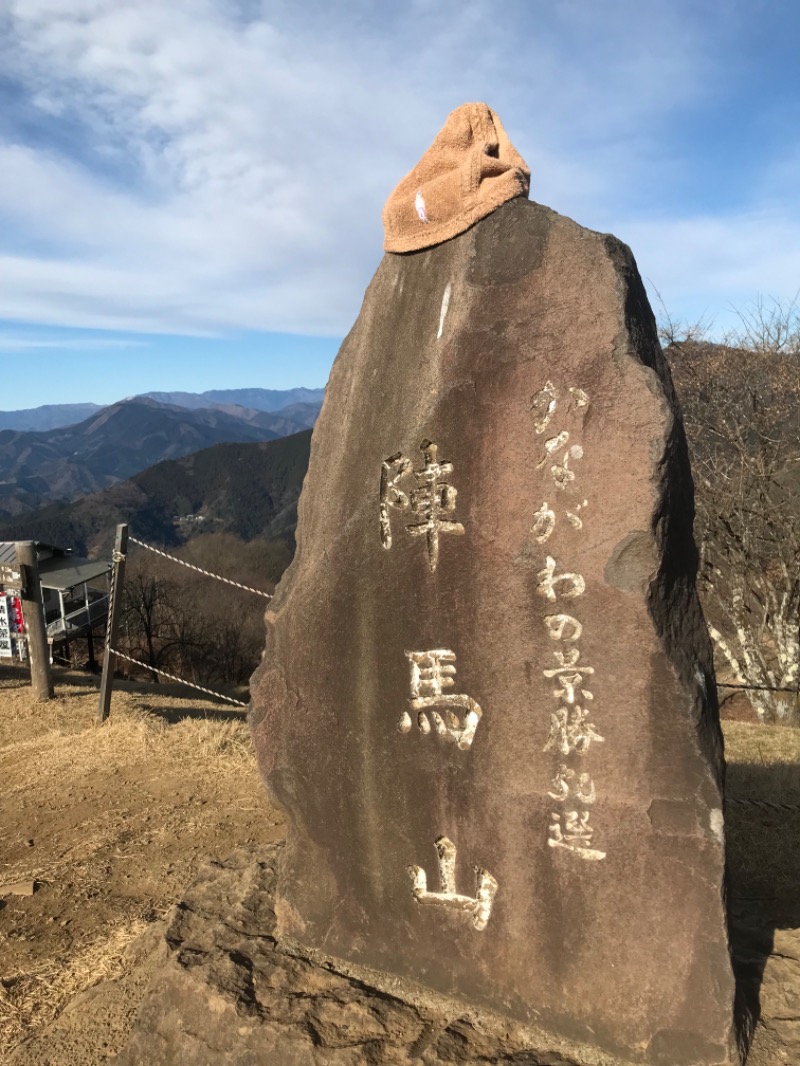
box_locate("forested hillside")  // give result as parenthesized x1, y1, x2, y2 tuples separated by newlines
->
(0, 429, 312, 558)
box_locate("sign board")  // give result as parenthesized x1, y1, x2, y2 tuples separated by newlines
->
(0, 593, 25, 659)
(0, 595, 12, 658)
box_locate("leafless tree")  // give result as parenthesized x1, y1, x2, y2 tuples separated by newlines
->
(665, 297, 800, 721)
(119, 535, 272, 691)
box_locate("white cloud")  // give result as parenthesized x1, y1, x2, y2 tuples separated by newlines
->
(0, 0, 797, 338)
(630, 209, 800, 333)
(0, 334, 146, 351)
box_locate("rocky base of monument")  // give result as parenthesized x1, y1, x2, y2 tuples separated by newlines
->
(111, 845, 636, 1066)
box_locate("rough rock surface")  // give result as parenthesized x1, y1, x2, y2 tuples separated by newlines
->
(249, 195, 738, 1064)
(113, 847, 658, 1065)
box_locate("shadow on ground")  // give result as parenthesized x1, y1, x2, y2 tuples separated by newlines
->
(1, 662, 250, 723)
(142, 703, 249, 725)
(726, 761, 800, 1062)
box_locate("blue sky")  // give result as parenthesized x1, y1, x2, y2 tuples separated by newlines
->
(0, 0, 799, 409)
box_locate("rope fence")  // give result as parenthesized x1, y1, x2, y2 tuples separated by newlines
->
(727, 797, 800, 814)
(128, 536, 273, 600)
(108, 647, 248, 707)
(97, 527, 271, 720)
(718, 681, 800, 695)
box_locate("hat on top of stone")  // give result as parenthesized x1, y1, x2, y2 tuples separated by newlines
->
(382, 102, 530, 252)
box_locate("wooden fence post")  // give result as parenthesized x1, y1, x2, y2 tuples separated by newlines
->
(97, 524, 128, 724)
(15, 541, 54, 701)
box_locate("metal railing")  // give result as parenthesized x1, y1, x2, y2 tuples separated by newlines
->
(46, 595, 110, 638)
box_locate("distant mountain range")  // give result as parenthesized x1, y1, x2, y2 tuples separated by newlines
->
(0, 403, 103, 432)
(0, 431, 313, 558)
(0, 390, 323, 519)
(0, 388, 326, 432)
(137, 387, 325, 414)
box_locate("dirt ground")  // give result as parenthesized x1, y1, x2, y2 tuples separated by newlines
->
(1, 665, 799, 1064)
(0, 664, 282, 1059)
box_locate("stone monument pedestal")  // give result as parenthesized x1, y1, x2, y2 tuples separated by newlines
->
(113, 846, 670, 1066)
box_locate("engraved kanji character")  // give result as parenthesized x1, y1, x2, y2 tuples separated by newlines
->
(548, 811, 606, 861)
(543, 706, 604, 756)
(547, 766, 597, 807)
(565, 499, 588, 529)
(530, 382, 590, 435)
(567, 705, 604, 753)
(380, 440, 464, 571)
(536, 430, 570, 469)
(543, 647, 595, 702)
(538, 429, 584, 487)
(399, 649, 482, 750)
(550, 443, 584, 490)
(408, 836, 498, 931)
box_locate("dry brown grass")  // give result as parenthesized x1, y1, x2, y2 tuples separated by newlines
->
(724, 719, 800, 769)
(0, 919, 149, 1047)
(0, 666, 281, 1058)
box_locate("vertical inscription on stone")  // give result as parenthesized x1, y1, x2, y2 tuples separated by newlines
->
(380, 439, 494, 924)
(530, 382, 605, 861)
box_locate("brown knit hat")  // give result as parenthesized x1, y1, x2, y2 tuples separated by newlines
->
(382, 103, 530, 253)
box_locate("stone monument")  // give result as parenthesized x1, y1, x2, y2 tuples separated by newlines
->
(250, 103, 739, 1066)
